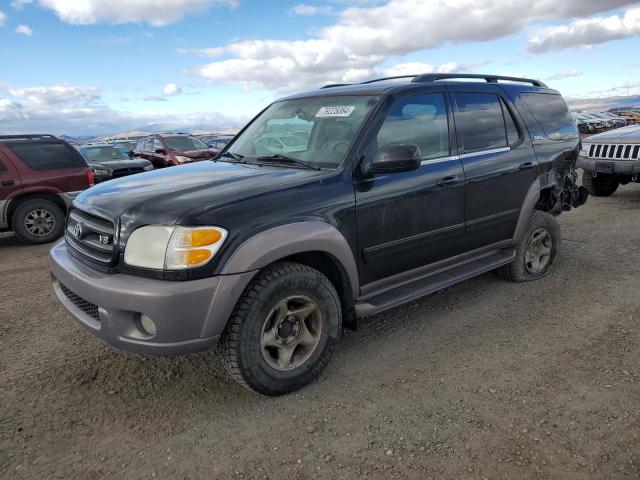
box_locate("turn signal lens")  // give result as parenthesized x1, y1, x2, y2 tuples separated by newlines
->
(187, 249, 212, 265)
(190, 229, 223, 247)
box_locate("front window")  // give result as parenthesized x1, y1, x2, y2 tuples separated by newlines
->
(227, 95, 379, 169)
(163, 136, 208, 151)
(79, 146, 128, 163)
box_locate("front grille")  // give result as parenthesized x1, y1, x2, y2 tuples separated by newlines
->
(588, 143, 640, 161)
(59, 283, 100, 321)
(112, 167, 144, 178)
(65, 209, 117, 265)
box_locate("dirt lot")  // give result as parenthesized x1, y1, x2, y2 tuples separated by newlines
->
(1, 183, 639, 480)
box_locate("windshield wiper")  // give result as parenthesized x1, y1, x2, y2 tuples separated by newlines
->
(254, 154, 321, 170)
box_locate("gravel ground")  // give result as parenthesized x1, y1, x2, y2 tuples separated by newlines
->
(1, 182, 639, 480)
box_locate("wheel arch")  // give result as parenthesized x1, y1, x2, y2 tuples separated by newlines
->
(202, 222, 360, 338)
(6, 191, 67, 230)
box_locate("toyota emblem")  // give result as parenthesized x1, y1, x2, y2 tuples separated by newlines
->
(73, 222, 83, 238)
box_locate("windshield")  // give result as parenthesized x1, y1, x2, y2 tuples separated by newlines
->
(79, 146, 127, 163)
(114, 141, 137, 151)
(227, 95, 379, 169)
(164, 136, 208, 151)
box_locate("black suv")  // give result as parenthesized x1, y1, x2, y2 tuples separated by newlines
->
(50, 74, 587, 395)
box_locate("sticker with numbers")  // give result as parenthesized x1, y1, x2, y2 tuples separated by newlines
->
(315, 106, 356, 118)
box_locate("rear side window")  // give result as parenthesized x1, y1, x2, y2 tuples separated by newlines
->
(6, 143, 84, 170)
(0, 160, 6, 173)
(454, 93, 508, 153)
(521, 93, 578, 141)
(376, 93, 449, 159)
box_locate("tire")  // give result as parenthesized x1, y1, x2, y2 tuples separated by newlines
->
(582, 173, 619, 197)
(11, 199, 65, 245)
(496, 210, 560, 283)
(221, 261, 342, 395)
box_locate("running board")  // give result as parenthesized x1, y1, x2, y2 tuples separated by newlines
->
(354, 248, 516, 318)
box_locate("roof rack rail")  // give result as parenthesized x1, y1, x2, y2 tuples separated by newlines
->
(411, 73, 547, 88)
(0, 134, 58, 141)
(359, 75, 418, 85)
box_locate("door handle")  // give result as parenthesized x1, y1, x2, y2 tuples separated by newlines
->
(519, 161, 537, 170)
(1, 179, 15, 186)
(436, 175, 460, 186)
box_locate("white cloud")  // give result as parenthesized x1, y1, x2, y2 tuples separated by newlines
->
(32, 0, 237, 26)
(527, 7, 640, 52)
(544, 70, 583, 81)
(163, 82, 183, 96)
(291, 4, 334, 15)
(190, 0, 638, 93)
(0, 84, 245, 135)
(16, 24, 33, 35)
(0, 11, 6, 26)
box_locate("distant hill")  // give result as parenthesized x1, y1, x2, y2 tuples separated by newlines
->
(568, 94, 640, 111)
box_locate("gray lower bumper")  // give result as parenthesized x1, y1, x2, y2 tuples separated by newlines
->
(49, 240, 255, 356)
(577, 157, 640, 175)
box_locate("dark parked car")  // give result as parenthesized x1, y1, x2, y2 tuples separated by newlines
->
(111, 139, 139, 157)
(50, 74, 587, 395)
(133, 133, 217, 169)
(77, 143, 153, 183)
(578, 124, 640, 196)
(0, 134, 93, 244)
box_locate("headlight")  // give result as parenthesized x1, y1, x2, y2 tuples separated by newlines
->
(174, 155, 192, 164)
(143, 164, 154, 171)
(124, 225, 227, 270)
(580, 143, 591, 156)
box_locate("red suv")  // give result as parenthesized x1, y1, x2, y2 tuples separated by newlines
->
(133, 133, 218, 168)
(0, 134, 94, 244)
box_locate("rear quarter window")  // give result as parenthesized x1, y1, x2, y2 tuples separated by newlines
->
(6, 142, 85, 170)
(521, 93, 578, 141)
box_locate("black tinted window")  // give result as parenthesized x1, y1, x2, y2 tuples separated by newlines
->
(502, 100, 521, 146)
(521, 93, 578, 141)
(376, 93, 449, 159)
(0, 161, 6, 173)
(7, 143, 84, 170)
(454, 93, 507, 152)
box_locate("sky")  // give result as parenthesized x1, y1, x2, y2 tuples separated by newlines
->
(0, 0, 639, 136)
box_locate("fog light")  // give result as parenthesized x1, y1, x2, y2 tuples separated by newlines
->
(139, 314, 157, 335)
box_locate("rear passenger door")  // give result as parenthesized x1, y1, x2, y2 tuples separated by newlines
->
(355, 91, 466, 286)
(0, 155, 22, 227)
(450, 87, 537, 248)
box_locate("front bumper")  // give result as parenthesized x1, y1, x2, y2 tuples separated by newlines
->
(50, 240, 255, 356)
(577, 156, 640, 176)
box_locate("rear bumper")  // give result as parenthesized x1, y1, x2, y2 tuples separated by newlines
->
(577, 157, 640, 176)
(50, 240, 255, 356)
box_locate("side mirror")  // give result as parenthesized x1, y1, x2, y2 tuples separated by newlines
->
(369, 143, 422, 174)
(128, 150, 134, 158)
(155, 148, 166, 154)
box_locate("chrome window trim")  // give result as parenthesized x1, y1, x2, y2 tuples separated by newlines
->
(420, 147, 511, 165)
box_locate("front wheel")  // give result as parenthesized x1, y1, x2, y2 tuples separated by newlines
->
(222, 262, 341, 395)
(497, 210, 560, 282)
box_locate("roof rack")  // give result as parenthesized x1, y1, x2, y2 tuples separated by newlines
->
(0, 134, 58, 142)
(320, 73, 547, 90)
(411, 73, 548, 87)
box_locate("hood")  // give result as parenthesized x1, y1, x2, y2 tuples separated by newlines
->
(586, 124, 640, 144)
(73, 160, 326, 235)
(91, 159, 151, 170)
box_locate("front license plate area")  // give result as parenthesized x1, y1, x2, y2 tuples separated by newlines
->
(595, 162, 614, 174)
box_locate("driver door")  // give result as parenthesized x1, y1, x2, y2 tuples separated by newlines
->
(354, 90, 466, 286)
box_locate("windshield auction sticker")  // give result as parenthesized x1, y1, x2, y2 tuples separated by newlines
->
(316, 106, 356, 118)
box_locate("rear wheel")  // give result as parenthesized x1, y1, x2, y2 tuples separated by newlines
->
(582, 173, 619, 197)
(12, 199, 65, 244)
(497, 210, 560, 282)
(222, 261, 341, 395)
